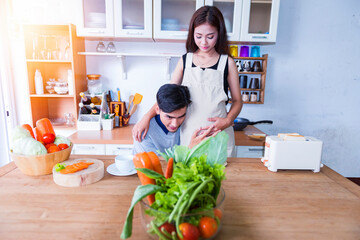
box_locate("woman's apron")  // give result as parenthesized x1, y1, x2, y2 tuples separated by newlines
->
(180, 53, 236, 157)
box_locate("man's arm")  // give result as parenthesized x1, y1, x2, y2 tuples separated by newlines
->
(132, 136, 158, 154)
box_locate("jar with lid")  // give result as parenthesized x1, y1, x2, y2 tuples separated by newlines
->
(87, 74, 102, 95)
(242, 92, 250, 102)
(250, 92, 258, 102)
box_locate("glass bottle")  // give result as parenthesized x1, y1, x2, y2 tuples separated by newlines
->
(79, 92, 91, 105)
(90, 94, 102, 105)
(79, 102, 90, 114)
(90, 103, 100, 115)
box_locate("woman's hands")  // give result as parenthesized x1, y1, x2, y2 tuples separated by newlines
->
(132, 116, 151, 142)
(207, 117, 233, 131)
(188, 125, 220, 149)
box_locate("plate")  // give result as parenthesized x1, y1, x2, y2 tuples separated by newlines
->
(106, 163, 137, 176)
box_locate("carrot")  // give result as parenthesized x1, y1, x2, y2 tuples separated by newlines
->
(21, 124, 35, 139)
(34, 127, 44, 144)
(60, 162, 93, 174)
(133, 152, 156, 204)
(147, 151, 164, 176)
(165, 158, 174, 179)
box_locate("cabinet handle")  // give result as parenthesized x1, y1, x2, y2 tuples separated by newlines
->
(116, 147, 133, 150)
(170, 33, 187, 37)
(126, 31, 143, 35)
(88, 30, 105, 33)
(252, 36, 268, 39)
(248, 148, 264, 152)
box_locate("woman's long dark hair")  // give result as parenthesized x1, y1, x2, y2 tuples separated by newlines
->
(186, 6, 229, 55)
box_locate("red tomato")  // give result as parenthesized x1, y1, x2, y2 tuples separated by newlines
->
(45, 143, 57, 150)
(58, 143, 69, 150)
(198, 217, 218, 239)
(178, 223, 199, 240)
(158, 222, 176, 235)
(214, 208, 222, 220)
(47, 145, 61, 153)
(42, 133, 55, 144)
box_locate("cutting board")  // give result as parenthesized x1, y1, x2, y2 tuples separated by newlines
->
(53, 158, 104, 187)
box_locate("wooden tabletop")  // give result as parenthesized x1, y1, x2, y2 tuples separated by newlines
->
(1, 156, 359, 240)
(69, 125, 265, 146)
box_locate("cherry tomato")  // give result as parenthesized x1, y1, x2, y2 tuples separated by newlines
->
(45, 143, 57, 150)
(47, 145, 61, 153)
(178, 222, 199, 240)
(214, 208, 222, 220)
(158, 222, 176, 235)
(58, 143, 69, 150)
(42, 133, 55, 144)
(198, 216, 218, 239)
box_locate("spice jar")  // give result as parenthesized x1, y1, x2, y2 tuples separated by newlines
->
(87, 74, 102, 95)
(250, 92, 258, 102)
(242, 92, 250, 102)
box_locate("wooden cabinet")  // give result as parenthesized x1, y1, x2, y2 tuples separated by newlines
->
(76, 0, 115, 37)
(23, 24, 87, 129)
(114, 0, 153, 39)
(240, 0, 280, 43)
(153, 0, 204, 41)
(234, 54, 268, 104)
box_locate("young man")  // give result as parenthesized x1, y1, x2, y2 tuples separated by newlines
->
(133, 84, 218, 154)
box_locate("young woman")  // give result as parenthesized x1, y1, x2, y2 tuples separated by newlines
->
(133, 6, 242, 156)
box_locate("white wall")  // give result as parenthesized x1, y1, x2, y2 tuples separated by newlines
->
(9, 0, 360, 177)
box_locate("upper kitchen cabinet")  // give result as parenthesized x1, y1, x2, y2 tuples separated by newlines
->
(153, 0, 204, 41)
(76, 0, 114, 37)
(240, 0, 280, 43)
(205, 0, 243, 42)
(114, 0, 152, 39)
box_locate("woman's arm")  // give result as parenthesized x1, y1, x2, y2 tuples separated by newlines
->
(208, 56, 243, 131)
(132, 57, 184, 141)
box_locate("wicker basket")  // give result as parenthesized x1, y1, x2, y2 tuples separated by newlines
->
(10, 144, 73, 176)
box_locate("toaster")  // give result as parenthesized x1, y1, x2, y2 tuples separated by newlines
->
(261, 135, 323, 172)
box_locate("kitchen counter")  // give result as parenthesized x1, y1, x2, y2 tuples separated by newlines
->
(1, 156, 359, 239)
(68, 125, 265, 146)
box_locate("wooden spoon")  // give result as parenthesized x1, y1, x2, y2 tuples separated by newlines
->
(126, 95, 134, 115)
(130, 93, 143, 116)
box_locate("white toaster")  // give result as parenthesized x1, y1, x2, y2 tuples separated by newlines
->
(261, 136, 323, 172)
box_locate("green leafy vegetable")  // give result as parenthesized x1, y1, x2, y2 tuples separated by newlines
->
(54, 135, 71, 146)
(11, 126, 31, 147)
(12, 137, 47, 155)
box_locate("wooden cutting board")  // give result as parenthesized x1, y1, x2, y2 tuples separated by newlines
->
(52, 158, 104, 187)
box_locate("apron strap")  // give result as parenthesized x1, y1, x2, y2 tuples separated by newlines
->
(185, 53, 193, 68)
(217, 54, 228, 71)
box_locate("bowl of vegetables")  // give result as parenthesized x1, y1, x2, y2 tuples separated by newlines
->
(140, 187, 225, 240)
(121, 131, 229, 240)
(10, 118, 73, 176)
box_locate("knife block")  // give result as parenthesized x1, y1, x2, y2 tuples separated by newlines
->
(110, 101, 126, 128)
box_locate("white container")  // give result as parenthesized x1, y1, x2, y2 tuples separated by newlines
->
(34, 69, 44, 94)
(102, 118, 114, 131)
(261, 136, 323, 172)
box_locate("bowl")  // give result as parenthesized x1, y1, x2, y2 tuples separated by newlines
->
(10, 144, 73, 176)
(54, 86, 68, 94)
(139, 187, 225, 240)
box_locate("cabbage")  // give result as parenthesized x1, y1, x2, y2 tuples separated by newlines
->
(54, 135, 71, 146)
(11, 126, 31, 147)
(12, 137, 47, 155)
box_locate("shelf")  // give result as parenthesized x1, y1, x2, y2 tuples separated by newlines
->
(238, 72, 264, 74)
(240, 88, 263, 91)
(234, 56, 266, 60)
(30, 94, 74, 98)
(26, 59, 72, 63)
(78, 51, 182, 80)
(242, 101, 264, 104)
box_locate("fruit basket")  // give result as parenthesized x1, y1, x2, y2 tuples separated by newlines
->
(10, 144, 73, 176)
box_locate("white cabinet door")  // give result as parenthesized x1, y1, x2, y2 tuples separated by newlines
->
(236, 146, 264, 158)
(153, 0, 204, 41)
(71, 144, 106, 155)
(205, 0, 243, 42)
(240, 0, 280, 43)
(106, 144, 134, 155)
(114, 0, 152, 39)
(77, 0, 114, 37)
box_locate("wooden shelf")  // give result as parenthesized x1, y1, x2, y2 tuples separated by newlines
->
(240, 88, 263, 91)
(238, 71, 264, 74)
(30, 94, 75, 98)
(26, 59, 72, 63)
(234, 56, 266, 60)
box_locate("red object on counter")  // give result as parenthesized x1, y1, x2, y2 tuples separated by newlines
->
(36, 118, 56, 144)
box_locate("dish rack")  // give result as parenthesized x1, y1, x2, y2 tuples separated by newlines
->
(77, 92, 105, 130)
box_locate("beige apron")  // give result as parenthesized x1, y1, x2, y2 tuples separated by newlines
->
(180, 53, 236, 157)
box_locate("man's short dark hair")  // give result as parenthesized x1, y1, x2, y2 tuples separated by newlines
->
(156, 84, 191, 113)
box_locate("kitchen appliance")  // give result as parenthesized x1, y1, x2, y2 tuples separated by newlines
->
(261, 135, 323, 172)
(233, 117, 273, 131)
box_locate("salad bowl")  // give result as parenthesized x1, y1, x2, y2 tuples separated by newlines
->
(140, 187, 225, 240)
